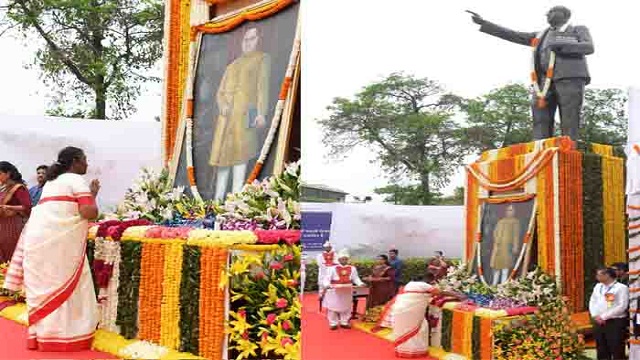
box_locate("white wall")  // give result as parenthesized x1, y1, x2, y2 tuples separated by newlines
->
(0, 114, 161, 210)
(302, 202, 465, 260)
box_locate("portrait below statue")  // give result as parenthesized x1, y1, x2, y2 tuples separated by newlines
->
(468, 6, 594, 141)
(479, 199, 535, 285)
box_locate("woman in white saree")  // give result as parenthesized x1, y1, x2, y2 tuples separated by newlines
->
(3, 147, 100, 352)
(390, 276, 464, 358)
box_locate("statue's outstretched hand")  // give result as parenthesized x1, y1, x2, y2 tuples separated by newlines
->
(466, 10, 484, 25)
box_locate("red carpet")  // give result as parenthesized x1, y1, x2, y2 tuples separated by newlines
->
(0, 317, 117, 359)
(302, 292, 436, 360)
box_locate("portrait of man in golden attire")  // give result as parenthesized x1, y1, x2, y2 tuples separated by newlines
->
(210, 26, 271, 200)
(175, 3, 298, 200)
(489, 205, 520, 285)
(479, 200, 534, 286)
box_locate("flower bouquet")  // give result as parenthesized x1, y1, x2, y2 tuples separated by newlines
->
(109, 168, 184, 223)
(214, 162, 301, 231)
(227, 244, 301, 360)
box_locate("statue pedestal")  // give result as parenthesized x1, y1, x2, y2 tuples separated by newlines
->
(464, 136, 626, 312)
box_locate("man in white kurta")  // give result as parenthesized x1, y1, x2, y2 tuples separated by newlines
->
(322, 249, 364, 330)
(316, 241, 337, 293)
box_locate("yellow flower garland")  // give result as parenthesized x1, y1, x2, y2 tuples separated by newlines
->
(602, 156, 626, 265)
(160, 242, 184, 350)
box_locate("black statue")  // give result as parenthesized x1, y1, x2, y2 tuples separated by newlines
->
(468, 6, 594, 141)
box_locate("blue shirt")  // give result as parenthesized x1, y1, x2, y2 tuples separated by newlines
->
(29, 185, 43, 205)
(390, 258, 403, 284)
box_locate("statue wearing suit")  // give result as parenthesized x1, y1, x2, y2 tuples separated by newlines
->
(470, 6, 594, 141)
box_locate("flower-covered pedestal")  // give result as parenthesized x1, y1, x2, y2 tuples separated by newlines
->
(465, 137, 625, 312)
(431, 266, 585, 359)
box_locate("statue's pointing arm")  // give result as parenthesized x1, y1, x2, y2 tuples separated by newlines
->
(551, 26, 594, 56)
(478, 20, 537, 47)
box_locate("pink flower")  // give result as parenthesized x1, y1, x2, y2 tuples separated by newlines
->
(255, 230, 280, 244)
(282, 320, 292, 331)
(254, 271, 266, 280)
(145, 227, 163, 238)
(266, 313, 277, 325)
(238, 309, 246, 319)
(261, 332, 269, 342)
(242, 331, 249, 340)
(276, 298, 288, 309)
(280, 337, 294, 347)
(287, 280, 298, 288)
(283, 254, 294, 262)
(282, 230, 301, 245)
(270, 262, 284, 270)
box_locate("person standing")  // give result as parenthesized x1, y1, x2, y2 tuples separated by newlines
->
(3, 146, 101, 351)
(589, 267, 629, 360)
(28, 165, 48, 206)
(316, 241, 337, 292)
(322, 249, 364, 330)
(427, 251, 450, 282)
(0, 162, 32, 263)
(365, 254, 396, 309)
(389, 249, 403, 293)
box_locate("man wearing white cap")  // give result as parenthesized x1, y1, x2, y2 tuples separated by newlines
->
(322, 249, 364, 330)
(316, 241, 337, 294)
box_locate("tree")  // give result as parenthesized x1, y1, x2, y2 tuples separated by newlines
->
(461, 84, 628, 151)
(461, 83, 532, 150)
(580, 88, 627, 147)
(319, 73, 467, 205)
(1, 0, 164, 119)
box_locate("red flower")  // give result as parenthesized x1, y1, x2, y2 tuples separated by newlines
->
(266, 313, 277, 325)
(287, 280, 298, 288)
(282, 230, 301, 245)
(282, 320, 292, 331)
(242, 331, 249, 340)
(255, 230, 280, 244)
(261, 332, 269, 342)
(238, 309, 246, 319)
(280, 337, 294, 347)
(270, 262, 284, 270)
(283, 254, 294, 262)
(276, 298, 288, 309)
(254, 271, 266, 280)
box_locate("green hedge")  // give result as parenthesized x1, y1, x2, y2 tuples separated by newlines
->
(304, 257, 460, 292)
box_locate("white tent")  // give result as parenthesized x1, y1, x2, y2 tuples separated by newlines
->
(0, 114, 161, 210)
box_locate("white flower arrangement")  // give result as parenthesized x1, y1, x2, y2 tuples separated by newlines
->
(214, 161, 301, 230)
(110, 168, 184, 223)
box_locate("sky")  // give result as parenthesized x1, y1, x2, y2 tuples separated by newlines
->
(301, 0, 640, 201)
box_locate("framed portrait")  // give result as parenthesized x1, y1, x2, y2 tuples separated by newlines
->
(172, 1, 299, 200)
(474, 196, 536, 286)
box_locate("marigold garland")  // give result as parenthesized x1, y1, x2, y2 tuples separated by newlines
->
(160, 242, 184, 350)
(602, 156, 626, 265)
(138, 243, 166, 343)
(198, 247, 228, 360)
(559, 151, 584, 311)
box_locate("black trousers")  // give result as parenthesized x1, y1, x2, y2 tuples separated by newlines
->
(594, 317, 627, 360)
(532, 78, 586, 141)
